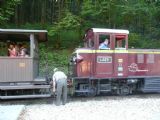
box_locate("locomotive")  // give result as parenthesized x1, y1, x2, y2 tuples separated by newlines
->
(68, 28, 160, 96)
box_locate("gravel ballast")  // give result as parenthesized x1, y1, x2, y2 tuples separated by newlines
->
(0, 105, 25, 120)
(18, 95, 160, 120)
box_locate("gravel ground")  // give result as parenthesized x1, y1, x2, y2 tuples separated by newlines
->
(17, 94, 160, 120)
(0, 105, 24, 120)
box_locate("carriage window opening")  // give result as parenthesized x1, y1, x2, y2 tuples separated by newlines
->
(99, 34, 110, 50)
(7, 42, 30, 57)
(0, 41, 30, 57)
(0, 42, 7, 56)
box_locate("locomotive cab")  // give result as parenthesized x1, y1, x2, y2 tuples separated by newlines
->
(69, 28, 131, 96)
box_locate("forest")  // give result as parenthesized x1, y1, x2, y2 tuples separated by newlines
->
(1, 0, 160, 75)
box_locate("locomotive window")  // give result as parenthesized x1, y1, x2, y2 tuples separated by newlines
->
(137, 54, 144, 63)
(99, 34, 110, 49)
(115, 35, 126, 49)
(147, 54, 154, 63)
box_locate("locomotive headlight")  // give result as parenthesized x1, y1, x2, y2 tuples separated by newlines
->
(70, 53, 77, 64)
(72, 56, 77, 62)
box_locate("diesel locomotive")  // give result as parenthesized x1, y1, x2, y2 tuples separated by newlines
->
(68, 28, 160, 96)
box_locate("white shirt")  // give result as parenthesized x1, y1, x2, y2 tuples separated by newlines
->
(52, 71, 67, 82)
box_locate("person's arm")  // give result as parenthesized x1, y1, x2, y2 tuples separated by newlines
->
(8, 48, 17, 56)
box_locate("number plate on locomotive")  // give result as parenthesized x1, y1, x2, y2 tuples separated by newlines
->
(97, 56, 112, 63)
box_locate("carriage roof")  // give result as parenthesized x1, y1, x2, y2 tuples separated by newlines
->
(0, 29, 48, 42)
(92, 28, 129, 34)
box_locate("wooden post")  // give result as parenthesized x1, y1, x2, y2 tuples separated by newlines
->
(30, 34, 35, 58)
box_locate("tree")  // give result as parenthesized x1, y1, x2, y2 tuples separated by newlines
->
(49, 11, 82, 48)
(0, 0, 21, 25)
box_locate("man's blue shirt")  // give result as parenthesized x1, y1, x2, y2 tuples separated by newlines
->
(99, 43, 109, 49)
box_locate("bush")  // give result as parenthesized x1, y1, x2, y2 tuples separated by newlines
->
(39, 44, 72, 77)
(128, 33, 143, 48)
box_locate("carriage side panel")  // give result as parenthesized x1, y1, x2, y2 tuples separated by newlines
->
(0, 57, 33, 83)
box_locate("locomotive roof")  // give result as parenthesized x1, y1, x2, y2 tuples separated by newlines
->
(92, 28, 129, 34)
(0, 29, 48, 42)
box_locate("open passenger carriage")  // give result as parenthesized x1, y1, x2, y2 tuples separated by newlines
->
(0, 29, 51, 99)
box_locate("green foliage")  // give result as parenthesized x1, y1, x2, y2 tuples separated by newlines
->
(0, 42, 7, 56)
(129, 33, 160, 49)
(20, 23, 50, 30)
(60, 30, 81, 49)
(49, 11, 81, 36)
(3, 0, 160, 50)
(129, 33, 143, 48)
(48, 11, 82, 49)
(48, 30, 80, 49)
(39, 44, 71, 77)
(4, 23, 50, 30)
(0, 0, 21, 25)
(121, 1, 151, 30)
(80, 0, 98, 20)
